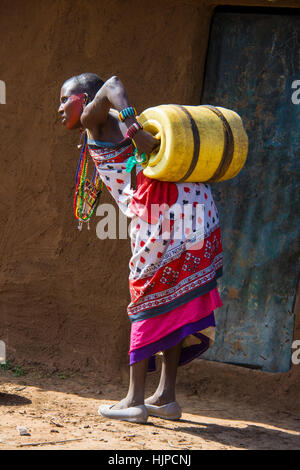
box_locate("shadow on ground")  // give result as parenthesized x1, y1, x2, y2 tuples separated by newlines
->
(0, 393, 32, 406)
(148, 417, 300, 450)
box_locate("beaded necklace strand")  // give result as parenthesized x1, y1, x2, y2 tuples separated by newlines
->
(73, 131, 103, 230)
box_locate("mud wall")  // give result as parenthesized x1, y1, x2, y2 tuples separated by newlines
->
(0, 0, 212, 374)
(0, 0, 299, 399)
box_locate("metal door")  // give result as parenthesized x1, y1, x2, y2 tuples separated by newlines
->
(201, 8, 300, 372)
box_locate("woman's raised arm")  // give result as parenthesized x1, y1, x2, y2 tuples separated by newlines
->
(81, 75, 158, 154)
(80, 76, 133, 128)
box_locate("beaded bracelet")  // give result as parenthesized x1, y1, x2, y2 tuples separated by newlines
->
(125, 122, 143, 140)
(118, 106, 137, 122)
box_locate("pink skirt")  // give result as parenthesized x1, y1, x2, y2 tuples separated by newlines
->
(129, 287, 222, 371)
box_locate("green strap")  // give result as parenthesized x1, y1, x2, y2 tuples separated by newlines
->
(126, 149, 146, 173)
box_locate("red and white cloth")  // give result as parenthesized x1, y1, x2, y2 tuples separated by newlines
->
(88, 135, 223, 366)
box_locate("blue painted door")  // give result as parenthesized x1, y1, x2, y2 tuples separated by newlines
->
(201, 9, 300, 372)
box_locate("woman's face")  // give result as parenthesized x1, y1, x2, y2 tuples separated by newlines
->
(58, 83, 85, 130)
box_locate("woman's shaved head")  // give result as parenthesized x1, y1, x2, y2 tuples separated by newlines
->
(59, 73, 104, 130)
(63, 73, 104, 101)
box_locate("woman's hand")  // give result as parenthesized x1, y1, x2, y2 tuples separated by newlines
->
(133, 129, 160, 155)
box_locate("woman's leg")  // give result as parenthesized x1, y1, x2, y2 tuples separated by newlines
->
(111, 357, 149, 410)
(146, 340, 183, 406)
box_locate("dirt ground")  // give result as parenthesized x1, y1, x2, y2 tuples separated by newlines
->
(0, 365, 299, 451)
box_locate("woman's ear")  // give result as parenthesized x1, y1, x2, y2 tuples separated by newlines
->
(83, 93, 89, 105)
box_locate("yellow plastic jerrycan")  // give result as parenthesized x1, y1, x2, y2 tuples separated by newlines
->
(136, 104, 248, 183)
